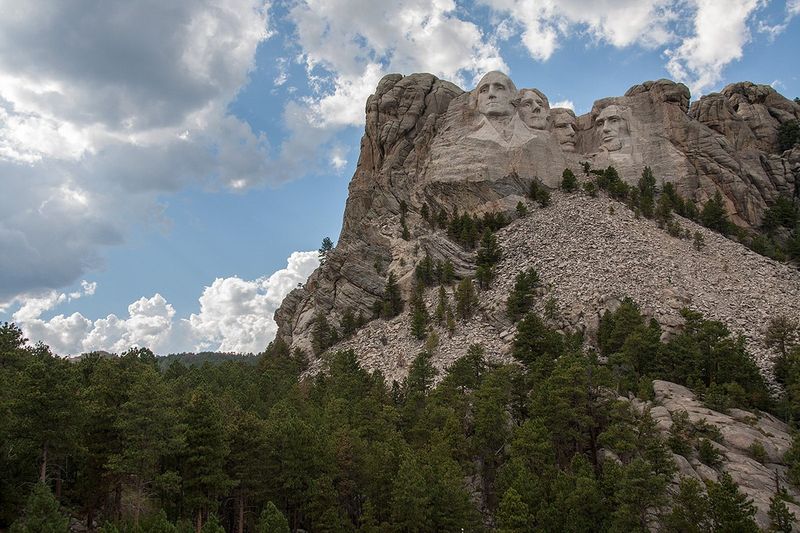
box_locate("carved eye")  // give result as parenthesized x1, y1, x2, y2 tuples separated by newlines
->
(479, 85, 488, 93)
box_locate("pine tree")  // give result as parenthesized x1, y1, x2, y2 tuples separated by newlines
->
(9, 482, 69, 533)
(409, 284, 429, 340)
(561, 168, 578, 192)
(506, 268, 540, 321)
(434, 286, 449, 325)
(183, 389, 232, 532)
(340, 308, 357, 338)
(455, 278, 478, 319)
(638, 166, 656, 218)
(319, 237, 334, 264)
(768, 490, 796, 532)
(496, 488, 531, 533)
(381, 272, 403, 318)
(700, 190, 730, 234)
(516, 201, 528, 218)
(311, 313, 339, 355)
(476, 230, 502, 289)
(707, 472, 759, 532)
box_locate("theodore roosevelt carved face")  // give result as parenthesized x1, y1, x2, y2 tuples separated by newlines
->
(551, 108, 577, 151)
(595, 104, 629, 152)
(517, 88, 550, 130)
(475, 71, 517, 117)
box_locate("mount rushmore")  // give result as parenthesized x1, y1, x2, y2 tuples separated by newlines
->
(274, 71, 800, 355)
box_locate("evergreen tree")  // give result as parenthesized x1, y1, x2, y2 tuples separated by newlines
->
(476, 230, 502, 290)
(638, 166, 656, 218)
(454, 278, 478, 319)
(512, 313, 564, 372)
(496, 488, 531, 533)
(434, 286, 449, 325)
(516, 201, 528, 218)
(768, 491, 796, 532)
(319, 237, 334, 264)
(664, 477, 711, 533)
(182, 390, 231, 532)
(311, 313, 339, 355)
(409, 285, 429, 340)
(700, 190, 730, 234)
(506, 268, 540, 321)
(381, 272, 403, 319)
(561, 168, 578, 192)
(9, 483, 68, 533)
(707, 472, 759, 532)
(529, 178, 551, 207)
(339, 308, 357, 338)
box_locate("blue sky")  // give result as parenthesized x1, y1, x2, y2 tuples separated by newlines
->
(1, 0, 798, 355)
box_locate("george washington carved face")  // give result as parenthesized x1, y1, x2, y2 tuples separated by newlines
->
(517, 88, 550, 130)
(475, 71, 517, 117)
(595, 104, 629, 151)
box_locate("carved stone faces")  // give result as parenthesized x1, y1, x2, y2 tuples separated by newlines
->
(518, 88, 550, 130)
(551, 108, 577, 151)
(595, 104, 629, 151)
(475, 71, 517, 117)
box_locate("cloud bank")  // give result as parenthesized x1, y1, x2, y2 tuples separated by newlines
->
(9, 251, 318, 356)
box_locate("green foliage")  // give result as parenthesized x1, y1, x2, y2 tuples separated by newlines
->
(515, 201, 528, 218)
(318, 237, 334, 264)
(693, 231, 705, 250)
(409, 284, 430, 340)
(506, 268, 541, 321)
(778, 120, 800, 151)
(582, 180, 598, 197)
(454, 278, 478, 320)
(512, 313, 564, 371)
(664, 477, 711, 533)
(311, 313, 340, 355)
(528, 178, 551, 207)
(700, 190, 731, 234)
(256, 502, 290, 533)
(496, 488, 531, 533)
(9, 483, 68, 533)
(561, 168, 578, 192)
(698, 438, 723, 467)
(763, 195, 800, 233)
(381, 272, 403, 319)
(769, 490, 797, 532)
(447, 210, 509, 250)
(638, 166, 656, 218)
(476, 230, 502, 289)
(707, 472, 759, 532)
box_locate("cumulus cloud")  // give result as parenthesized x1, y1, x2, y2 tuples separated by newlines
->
(290, 0, 506, 125)
(8, 251, 319, 356)
(551, 99, 575, 110)
(479, 0, 678, 61)
(665, 0, 763, 95)
(0, 0, 272, 300)
(478, 0, 775, 96)
(188, 251, 319, 353)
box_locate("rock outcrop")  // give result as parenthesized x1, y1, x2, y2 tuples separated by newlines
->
(275, 72, 799, 356)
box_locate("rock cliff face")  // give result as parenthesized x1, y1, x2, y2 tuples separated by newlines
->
(275, 72, 799, 355)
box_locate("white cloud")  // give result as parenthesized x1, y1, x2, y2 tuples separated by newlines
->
(285, 0, 506, 133)
(551, 99, 575, 110)
(0, 0, 274, 300)
(8, 251, 319, 356)
(789, 0, 800, 16)
(188, 251, 319, 353)
(665, 0, 763, 95)
(479, 0, 678, 61)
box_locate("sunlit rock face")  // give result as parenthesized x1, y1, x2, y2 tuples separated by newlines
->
(274, 72, 800, 353)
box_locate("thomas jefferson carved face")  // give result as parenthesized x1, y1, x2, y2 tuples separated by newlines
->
(475, 71, 517, 117)
(595, 105, 629, 151)
(551, 108, 577, 151)
(517, 89, 549, 130)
